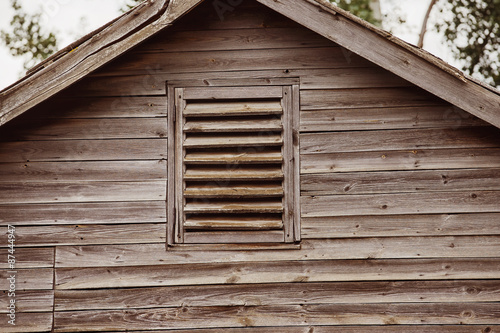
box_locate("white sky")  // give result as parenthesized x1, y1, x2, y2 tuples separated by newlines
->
(0, 0, 456, 90)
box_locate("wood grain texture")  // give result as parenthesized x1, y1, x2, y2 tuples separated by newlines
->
(0, 201, 166, 225)
(302, 213, 500, 238)
(0, 139, 167, 162)
(184, 230, 285, 244)
(53, 303, 500, 331)
(2, 118, 167, 141)
(0, 181, 166, 204)
(300, 127, 500, 154)
(89, 65, 410, 95)
(300, 105, 487, 132)
(65, 78, 167, 97)
(0, 290, 53, 312)
(302, 190, 500, 217)
(19, 96, 167, 118)
(0, 312, 52, 332)
(183, 86, 283, 100)
(84, 326, 500, 333)
(307, 187, 500, 215)
(301, 87, 444, 110)
(169, 0, 301, 32)
(7, 223, 165, 247)
(0, 160, 166, 182)
(55, 236, 500, 268)
(54, 280, 500, 311)
(301, 168, 500, 195)
(0, 247, 54, 268)
(301, 148, 500, 173)
(1, 2, 499, 332)
(139, 27, 332, 53)
(0, 268, 53, 290)
(297, 67, 410, 89)
(99, 47, 372, 76)
(55, 258, 500, 289)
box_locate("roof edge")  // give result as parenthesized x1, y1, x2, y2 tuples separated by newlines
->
(255, 0, 500, 128)
(0, 0, 204, 126)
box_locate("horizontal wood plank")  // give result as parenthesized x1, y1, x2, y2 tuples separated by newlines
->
(300, 105, 488, 132)
(184, 134, 282, 148)
(89, 66, 409, 93)
(301, 168, 500, 195)
(184, 216, 283, 230)
(301, 87, 444, 110)
(183, 101, 282, 117)
(184, 230, 285, 244)
(55, 236, 500, 268)
(185, 151, 282, 164)
(302, 213, 500, 238)
(5, 224, 165, 247)
(0, 181, 166, 204)
(99, 47, 372, 76)
(184, 118, 282, 133)
(0, 160, 166, 182)
(66, 78, 167, 97)
(301, 148, 500, 174)
(0, 268, 53, 290)
(298, 67, 410, 89)
(185, 183, 283, 198)
(0, 247, 54, 268)
(184, 200, 283, 214)
(139, 27, 331, 53)
(300, 127, 500, 155)
(23, 96, 167, 117)
(0, 290, 53, 312)
(301, 190, 500, 217)
(54, 280, 500, 311)
(183, 86, 283, 100)
(0, 201, 166, 225)
(185, 167, 283, 181)
(53, 303, 500, 331)
(82, 326, 500, 333)
(55, 258, 500, 289)
(0, 312, 52, 332)
(2, 118, 166, 141)
(0, 139, 167, 162)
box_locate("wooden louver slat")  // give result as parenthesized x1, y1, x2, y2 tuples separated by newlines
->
(184, 183, 284, 198)
(184, 166, 284, 181)
(183, 101, 283, 117)
(184, 215, 283, 230)
(184, 150, 283, 164)
(183, 133, 283, 148)
(184, 117, 283, 132)
(178, 97, 288, 243)
(184, 200, 284, 214)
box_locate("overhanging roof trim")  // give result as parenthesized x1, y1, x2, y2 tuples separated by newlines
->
(0, 0, 499, 129)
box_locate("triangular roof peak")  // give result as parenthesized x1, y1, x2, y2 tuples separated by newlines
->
(1, 0, 499, 128)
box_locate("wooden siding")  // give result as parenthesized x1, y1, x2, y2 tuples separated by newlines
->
(0, 1, 499, 332)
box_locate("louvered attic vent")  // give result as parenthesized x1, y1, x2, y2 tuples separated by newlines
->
(168, 85, 299, 246)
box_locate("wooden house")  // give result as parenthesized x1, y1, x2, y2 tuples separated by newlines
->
(1, 0, 500, 331)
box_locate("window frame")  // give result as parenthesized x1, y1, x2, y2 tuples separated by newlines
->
(167, 78, 300, 248)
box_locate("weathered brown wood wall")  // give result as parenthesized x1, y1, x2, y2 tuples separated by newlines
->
(1, 1, 499, 331)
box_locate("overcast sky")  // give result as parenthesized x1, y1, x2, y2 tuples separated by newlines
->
(0, 0, 454, 91)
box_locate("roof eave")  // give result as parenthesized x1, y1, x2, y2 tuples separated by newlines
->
(0, 0, 205, 126)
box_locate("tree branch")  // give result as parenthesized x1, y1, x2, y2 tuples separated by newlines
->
(418, 0, 437, 48)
